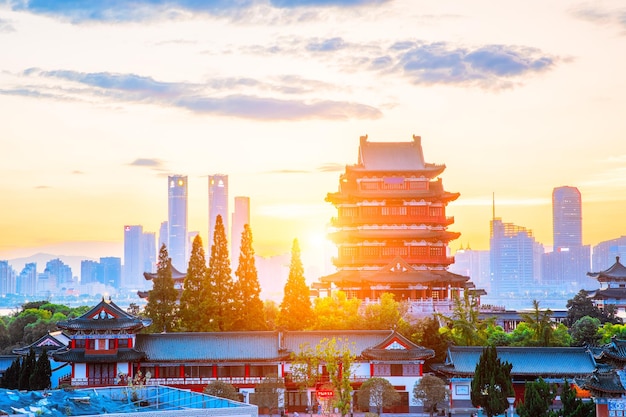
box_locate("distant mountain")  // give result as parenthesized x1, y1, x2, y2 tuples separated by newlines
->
(7, 253, 97, 277)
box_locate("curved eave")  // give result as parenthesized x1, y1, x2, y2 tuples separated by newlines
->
(326, 191, 459, 204)
(362, 348, 434, 361)
(346, 165, 446, 178)
(319, 269, 470, 285)
(328, 229, 461, 241)
(53, 348, 146, 363)
(56, 319, 150, 332)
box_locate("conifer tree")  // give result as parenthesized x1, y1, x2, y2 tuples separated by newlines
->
(144, 244, 179, 332)
(204, 215, 234, 331)
(278, 238, 312, 330)
(180, 234, 208, 332)
(233, 224, 266, 331)
(0, 357, 20, 389)
(470, 345, 514, 417)
(30, 347, 52, 390)
(19, 347, 36, 390)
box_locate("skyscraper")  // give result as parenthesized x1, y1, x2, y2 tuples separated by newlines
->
(168, 175, 188, 271)
(208, 174, 228, 247)
(124, 225, 144, 289)
(0, 260, 15, 296)
(231, 196, 250, 261)
(553, 186, 582, 249)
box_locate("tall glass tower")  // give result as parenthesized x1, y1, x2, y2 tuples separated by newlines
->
(552, 186, 582, 249)
(208, 174, 229, 247)
(168, 175, 188, 271)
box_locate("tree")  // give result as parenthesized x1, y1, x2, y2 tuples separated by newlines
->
(470, 345, 514, 417)
(406, 315, 449, 372)
(180, 234, 208, 332)
(439, 292, 490, 346)
(204, 380, 239, 401)
(144, 244, 179, 333)
(0, 357, 20, 389)
(232, 224, 266, 331)
(519, 300, 554, 346)
(30, 347, 52, 390)
(559, 379, 594, 417)
(358, 377, 400, 415)
(566, 290, 621, 326)
(254, 374, 285, 416)
(570, 316, 601, 347)
(204, 214, 234, 331)
(413, 374, 449, 417)
(516, 377, 555, 417)
(264, 300, 280, 330)
(19, 347, 36, 390)
(486, 324, 511, 346)
(278, 239, 312, 330)
(291, 337, 356, 417)
(312, 291, 361, 330)
(360, 293, 410, 331)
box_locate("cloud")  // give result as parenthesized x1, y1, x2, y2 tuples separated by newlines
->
(316, 163, 345, 172)
(265, 169, 311, 174)
(0, 18, 16, 33)
(129, 158, 168, 171)
(376, 41, 556, 89)
(10, 0, 389, 23)
(71, 170, 85, 175)
(8, 69, 382, 121)
(570, 6, 626, 32)
(34, 185, 51, 189)
(306, 37, 347, 52)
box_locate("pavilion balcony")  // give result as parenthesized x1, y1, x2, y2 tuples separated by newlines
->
(332, 255, 454, 267)
(330, 215, 454, 227)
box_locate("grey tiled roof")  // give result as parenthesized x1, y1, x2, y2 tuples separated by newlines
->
(356, 136, 443, 173)
(56, 298, 151, 331)
(587, 256, 626, 280)
(284, 330, 398, 357)
(439, 346, 596, 377)
(53, 348, 146, 363)
(135, 332, 287, 362)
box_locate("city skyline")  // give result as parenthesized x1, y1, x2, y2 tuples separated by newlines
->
(1, 1, 626, 272)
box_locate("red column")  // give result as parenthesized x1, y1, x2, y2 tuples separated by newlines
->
(71, 339, 76, 348)
(370, 363, 374, 377)
(155, 366, 159, 379)
(71, 363, 75, 379)
(213, 365, 217, 378)
(419, 363, 423, 376)
(128, 338, 132, 348)
(245, 364, 250, 379)
(180, 365, 185, 378)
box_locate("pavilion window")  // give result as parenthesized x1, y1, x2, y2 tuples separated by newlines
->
(402, 364, 421, 376)
(199, 366, 212, 378)
(360, 181, 379, 191)
(390, 364, 403, 376)
(429, 207, 443, 217)
(411, 246, 428, 257)
(75, 339, 86, 348)
(361, 206, 379, 216)
(373, 364, 390, 376)
(160, 366, 178, 378)
(249, 365, 275, 377)
(429, 247, 444, 257)
(410, 206, 428, 216)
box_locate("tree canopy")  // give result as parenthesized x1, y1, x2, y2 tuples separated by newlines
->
(278, 239, 312, 330)
(357, 377, 400, 415)
(180, 234, 208, 332)
(144, 244, 179, 333)
(413, 374, 449, 417)
(470, 345, 514, 417)
(205, 214, 234, 331)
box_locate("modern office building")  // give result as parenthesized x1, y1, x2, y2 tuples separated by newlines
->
(490, 218, 543, 297)
(318, 135, 472, 316)
(100, 257, 122, 289)
(592, 236, 626, 271)
(553, 186, 582, 249)
(143, 232, 156, 274)
(158, 221, 168, 250)
(124, 225, 144, 289)
(231, 196, 250, 261)
(17, 262, 37, 296)
(81, 260, 100, 285)
(168, 175, 188, 271)
(208, 174, 229, 247)
(543, 186, 590, 292)
(449, 247, 491, 294)
(0, 260, 16, 296)
(44, 258, 73, 288)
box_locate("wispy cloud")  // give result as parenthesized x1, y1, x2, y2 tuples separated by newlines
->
(129, 158, 168, 171)
(571, 5, 626, 33)
(10, 0, 389, 23)
(71, 170, 85, 175)
(0, 18, 16, 33)
(6, 69, 382, 121)
(317, 163, 344, 172)
(265, 169, 312, 174)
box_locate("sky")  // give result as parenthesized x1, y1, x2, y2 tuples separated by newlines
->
(1, 0, 625, 276)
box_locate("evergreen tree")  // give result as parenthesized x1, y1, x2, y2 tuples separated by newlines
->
(180, 234, 208, 332)
(470, 345, 514, 417)
(516, 377, 555, 417)
(205, 214, 234, 331)
(278, 239, 312, 330)
(30, 347, 52, 390)
(413, 374, 449, 417)
(232, 224, 266, 331)
(0, 357, 20, 389)
(144, 244, 179, 332)
(559, 379, 595, 417)
(19, 347, 36, 390)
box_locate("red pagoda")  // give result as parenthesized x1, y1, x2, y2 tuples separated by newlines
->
(318, 135, 473, 314)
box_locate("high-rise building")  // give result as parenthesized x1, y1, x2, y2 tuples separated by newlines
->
(81, 260, 100, 285)
(231, 196, 250, 261)
(208, 174, 228, 248)
(143, 232, 156, 274)
(124, 225, 144, 289)
(17, 262, 37, 296)
(592, 236, 626, 271)
(168, 175, 188, 271)
(490, 218, 543, 297)
(45, 258, 73, 288)
(553, 186, 582, 249)
(0, 260, 16, 296)
(158, 221, 168, 250)
(543, 186, 590, 292)
(449, 247, 491, 294)
(100, 257, 122, 289)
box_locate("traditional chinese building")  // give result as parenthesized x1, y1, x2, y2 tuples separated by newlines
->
(51, 299, 436, 414)
(318, 135, 473, 315)
(138, 264, 187, 300)
(587, 256, 626, 318)
(53, 297, 152, 386)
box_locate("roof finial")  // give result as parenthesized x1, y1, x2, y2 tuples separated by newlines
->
(618, 256, 621, 263)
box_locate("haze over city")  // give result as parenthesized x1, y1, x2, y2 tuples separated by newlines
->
(1, 0, 625, 274)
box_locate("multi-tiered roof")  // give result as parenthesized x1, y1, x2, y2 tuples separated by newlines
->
(319, 135, 470, 302)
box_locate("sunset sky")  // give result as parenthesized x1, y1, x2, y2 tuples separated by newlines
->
(1, 0, 625, 275)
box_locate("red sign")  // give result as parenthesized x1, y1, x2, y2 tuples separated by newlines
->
(316, 390, 334, 399)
